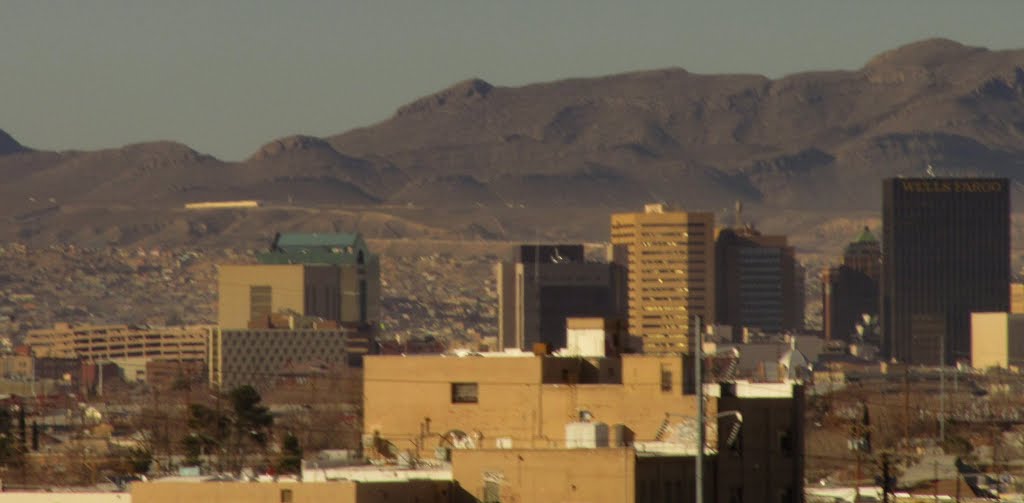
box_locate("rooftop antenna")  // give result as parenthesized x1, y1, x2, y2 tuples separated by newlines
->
(734, 200, 743, 228)
(926, 164, 936, 178)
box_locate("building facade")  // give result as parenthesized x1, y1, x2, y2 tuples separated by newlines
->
(453, 447, 714, 503)
(611, 203, 715, 355)
(495, 244, 626, 351)
(217, 233, 380, 329)
(24, 323, 210, 382)
(1012, 283, 1024, 314)
(713, 382, 805, 503)
(208, 325, 372, 391)
(882, 178, 1010, 365)
(970, 312, 1024, 370)
(715, 226, 803, 335)
(132, 480, 452, 503)
(363, 352, 804, 503)
(823, 227, 882, 342)
(363, 353, 698, 450)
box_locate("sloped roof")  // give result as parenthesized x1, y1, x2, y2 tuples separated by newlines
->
(258, 232, 370, 265)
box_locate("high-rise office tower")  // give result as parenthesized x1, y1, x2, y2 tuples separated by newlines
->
(495, 245, 626, 351)
(822, 227, 881, 342)
(715, 226, 804, 335)
(882, 178, 1010, 365)
(611, 203, 715, 355)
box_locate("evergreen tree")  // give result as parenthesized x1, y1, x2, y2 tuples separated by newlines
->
(278, 432, 302, 475)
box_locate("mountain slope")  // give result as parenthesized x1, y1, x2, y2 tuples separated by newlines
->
(4, 38, 1024, 246)
(328, 38, 1024, 208)
(0, 129, 28, 155)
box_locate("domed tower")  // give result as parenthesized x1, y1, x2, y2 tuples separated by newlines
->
(823, 227, 881, 343)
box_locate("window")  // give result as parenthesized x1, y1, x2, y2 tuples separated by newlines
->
(660, 364, 672, 392)
(483, 480, 500, 503)
(778, 429, 793, 457)
(280, 489, 293, 503)
(451, 383, 479, 403)
(250, 285, 272, 321)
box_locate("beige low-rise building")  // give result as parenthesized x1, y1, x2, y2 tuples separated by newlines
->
(363, 352, 701, 451)
(132, 480, 451, 503)
(452, 447, 709, 503)
(971, 312, 1024, 370)
(363, 350, 804, 503)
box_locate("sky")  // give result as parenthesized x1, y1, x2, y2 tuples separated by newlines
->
(2, 0, 1024, 161)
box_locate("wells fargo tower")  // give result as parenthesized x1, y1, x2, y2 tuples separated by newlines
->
(882, 178, 1010, 365)
(611, 203, 715, 354)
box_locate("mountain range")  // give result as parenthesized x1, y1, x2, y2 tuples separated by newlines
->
(3, 38, 1024, 248)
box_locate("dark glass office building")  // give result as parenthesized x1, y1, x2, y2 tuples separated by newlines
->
(496, 245, 627, 351)
(882, 178, 1010, 365)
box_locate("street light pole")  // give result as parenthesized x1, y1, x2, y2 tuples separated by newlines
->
(695, 315, 704, 503)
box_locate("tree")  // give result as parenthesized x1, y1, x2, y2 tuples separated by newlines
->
(183, 403, 228, 468)
(128, 447, 153, 474)
(182, 433, 206, 467)
(277, 432, 302, 475)
(0, 407, 23, 468)
(180, 386, 274, 474)
(225, 386, 274, 473)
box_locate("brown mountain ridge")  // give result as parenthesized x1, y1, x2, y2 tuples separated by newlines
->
(3, 38, 1024, 246)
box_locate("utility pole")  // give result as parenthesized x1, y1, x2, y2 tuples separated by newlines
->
(695, 315, 704, 503)
(882, 453, 891, 503)
(939, 336, 945, 445)
(904, 365, 910, 446)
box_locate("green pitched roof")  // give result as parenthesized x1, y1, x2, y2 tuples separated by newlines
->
(275, 233, 359, 249)
(257, 232, 370, 265)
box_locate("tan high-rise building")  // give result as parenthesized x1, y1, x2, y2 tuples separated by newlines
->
(611, 203, 715, 355)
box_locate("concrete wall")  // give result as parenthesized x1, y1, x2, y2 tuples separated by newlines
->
(363, 354, 701, 451)
(218, 264, 304, 329)
(452, 448, 636, 503)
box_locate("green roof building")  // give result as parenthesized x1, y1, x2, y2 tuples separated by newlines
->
(219, 232, 380, 329)
(258, 232, 371, 266)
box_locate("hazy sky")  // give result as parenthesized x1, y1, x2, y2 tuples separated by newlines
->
(3, 1, 1023, 160)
